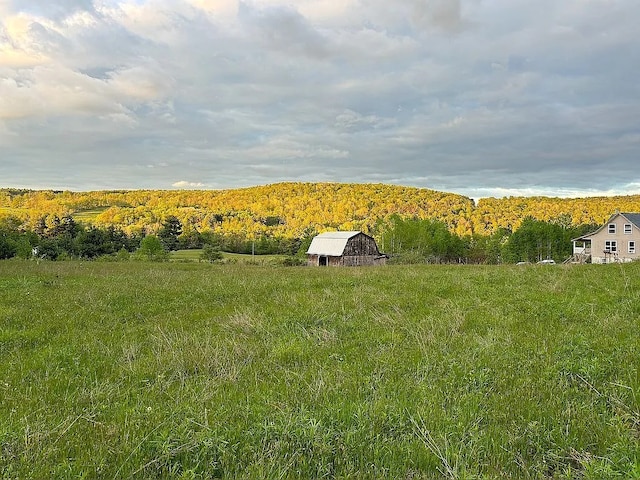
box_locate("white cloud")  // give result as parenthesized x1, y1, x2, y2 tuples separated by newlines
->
(185, 0, 237, 16)
(172, 180, 206, 188)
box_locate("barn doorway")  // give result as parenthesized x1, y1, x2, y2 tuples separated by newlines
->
(319, 256, 328, 266)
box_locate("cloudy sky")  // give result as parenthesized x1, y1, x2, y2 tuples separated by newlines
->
(1, 0, 639, 198)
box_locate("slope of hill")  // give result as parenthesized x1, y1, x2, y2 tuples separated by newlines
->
(2, 182, 640, 238)
(0, 183, 474, 237)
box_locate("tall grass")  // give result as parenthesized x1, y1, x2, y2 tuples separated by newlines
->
(1, 260, 639, 478)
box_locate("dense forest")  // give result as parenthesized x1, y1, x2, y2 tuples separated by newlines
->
(1, 182, 639, 263)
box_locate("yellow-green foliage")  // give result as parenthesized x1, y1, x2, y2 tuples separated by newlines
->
(472, 195, 640, 233)
(2, 183, 640, 237)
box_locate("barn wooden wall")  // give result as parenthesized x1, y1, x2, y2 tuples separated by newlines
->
(342, 233, 380, 256)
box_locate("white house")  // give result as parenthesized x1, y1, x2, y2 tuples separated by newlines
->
(571, 212, 640, 263)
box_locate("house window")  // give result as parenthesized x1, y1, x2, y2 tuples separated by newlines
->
(608, 224, 616, 234)
(624, 224, 632, 234)
(629, 241, 636, 254)
(605, 240, 617, 252)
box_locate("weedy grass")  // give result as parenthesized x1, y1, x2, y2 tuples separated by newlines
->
(170, 249, 205, 262)
(1, 260, 639, 478)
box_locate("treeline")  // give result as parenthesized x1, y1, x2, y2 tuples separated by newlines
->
(0, 215, 140, 261)
(0, 214, 306, 261)
(1, 211, 599, 264)
(378, 215, 597, 264)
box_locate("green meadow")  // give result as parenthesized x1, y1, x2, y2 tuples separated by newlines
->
(71, 207, 111, 223)
(170, 250, 288, 266)
(1, 260, 639, 478)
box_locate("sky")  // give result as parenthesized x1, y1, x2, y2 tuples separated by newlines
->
(1, 0, 639, 199)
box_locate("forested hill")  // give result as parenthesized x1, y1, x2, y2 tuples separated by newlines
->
(2, 182, 640, 238)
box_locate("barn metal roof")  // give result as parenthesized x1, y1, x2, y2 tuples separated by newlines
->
(306, 231, 361, 256)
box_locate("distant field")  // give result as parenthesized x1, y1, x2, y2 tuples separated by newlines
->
(171, 249, 289, 265)
(1, 260, 639, 478)
(0, 207, 22, 216)
(1, 206, 108, 222)
(71, 207, 110, 223)
(170, 249, 204, 261)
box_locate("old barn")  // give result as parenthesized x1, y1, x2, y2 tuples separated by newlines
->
(306, 231, 387, 266)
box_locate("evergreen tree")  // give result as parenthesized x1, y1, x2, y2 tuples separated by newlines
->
(0, 229, 16, 259)
(200, 244, 223, 263)
(158, 216, 182, 251)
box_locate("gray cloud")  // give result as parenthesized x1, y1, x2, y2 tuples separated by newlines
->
(410, 0, 463, 32)
(238, 1, 331, 58)
(8, 0, 96, 18)
(0, 0, 639, 198)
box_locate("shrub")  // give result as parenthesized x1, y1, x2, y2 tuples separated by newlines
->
(136, 235, 169, 261)
(200, 244, 223, 263)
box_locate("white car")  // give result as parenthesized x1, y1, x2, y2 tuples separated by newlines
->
(537, 259, 556, 265)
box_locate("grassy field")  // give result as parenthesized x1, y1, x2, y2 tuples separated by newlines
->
(0, 207, 24, 216)
(71, 207, 111, 223)
(170, 250, 289, 265)
(1, 260, 639, 478)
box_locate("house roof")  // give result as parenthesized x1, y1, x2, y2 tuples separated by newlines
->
(572, 212, 640, 241)
(306, 231, 362, 256)
(623, 213, 640, 227)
